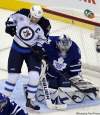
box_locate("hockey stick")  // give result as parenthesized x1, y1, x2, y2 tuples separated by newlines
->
(40, 60, 67, 110)
(15, 35, 67, 110)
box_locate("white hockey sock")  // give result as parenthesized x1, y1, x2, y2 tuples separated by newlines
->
(27, 71, 40, 100)
(4, 73, 19, 97)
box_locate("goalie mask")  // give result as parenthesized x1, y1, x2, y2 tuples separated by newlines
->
(30, 5, 43, 23)
(0, 94, 8, 111)
(56, 35, 72, 54)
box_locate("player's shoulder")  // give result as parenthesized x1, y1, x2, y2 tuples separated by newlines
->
(70, 41, 81, 57)
(43, 36, 59, 50)
(38, 17, 50, 26)
(71, 41, 80, 50)
(15, 8, 30, 17)
(38, 17, 51, 34)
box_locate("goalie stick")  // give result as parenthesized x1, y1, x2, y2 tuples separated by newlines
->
(15, 35, 67, 110)
(40, 60, 67, 110)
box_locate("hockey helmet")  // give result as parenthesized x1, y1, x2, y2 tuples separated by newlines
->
(0, 93, 8, 111)
(30, 5, 43, 19)
(57, 35, 72, 52)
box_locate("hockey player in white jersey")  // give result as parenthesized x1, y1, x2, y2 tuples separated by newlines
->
(4, 5, 51, 110)
(36, 35, 99, 107)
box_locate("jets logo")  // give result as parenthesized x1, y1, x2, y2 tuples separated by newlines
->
(19, 26, 34, 41)
(53, 57, 67, 71)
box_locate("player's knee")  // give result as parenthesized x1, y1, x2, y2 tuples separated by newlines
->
(28, 71, 40, 85)
(7, 73, 19, 84)
(58, 77, 71, 87)
(47, 77, 58, 89)
(8, 67, 21, 73)
(48, 82, 58, 89)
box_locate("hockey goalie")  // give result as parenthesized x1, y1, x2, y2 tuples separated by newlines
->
(36, 35, 99, 110)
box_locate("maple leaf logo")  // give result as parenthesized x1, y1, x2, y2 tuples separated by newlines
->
(53, 57, 67, 71)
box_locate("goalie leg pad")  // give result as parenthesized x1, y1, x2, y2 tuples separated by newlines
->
(46, 74, 58, 89)
(59, 87, 85, 104)
(70, 76, 99, 100)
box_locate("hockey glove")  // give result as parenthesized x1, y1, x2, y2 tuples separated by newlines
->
(5, 18, 16, 37)
(32, 45, 47, 62)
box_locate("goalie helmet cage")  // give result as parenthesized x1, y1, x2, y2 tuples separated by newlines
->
(43, 8, 100, 75)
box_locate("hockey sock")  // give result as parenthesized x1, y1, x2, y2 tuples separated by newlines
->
(4, 73, 19, 97)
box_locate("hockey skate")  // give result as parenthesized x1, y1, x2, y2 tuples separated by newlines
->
(26, 98, 40, 110)
(23, 84, 40, 110)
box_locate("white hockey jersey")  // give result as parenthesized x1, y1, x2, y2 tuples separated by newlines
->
(9, 12, 47, 48)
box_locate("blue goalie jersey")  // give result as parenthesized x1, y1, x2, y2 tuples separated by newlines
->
(43, 36, 81, 79)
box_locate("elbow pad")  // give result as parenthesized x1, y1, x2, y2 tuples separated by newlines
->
(5, 19, 16, 36)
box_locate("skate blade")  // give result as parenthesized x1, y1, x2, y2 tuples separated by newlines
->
(26, 107, 41, 113)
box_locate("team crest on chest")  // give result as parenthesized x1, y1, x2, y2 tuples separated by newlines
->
(19, 26, 34, 41)
(53, 57, 67, 71)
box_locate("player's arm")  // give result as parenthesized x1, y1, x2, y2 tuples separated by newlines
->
(68, 45, 82, 81)
(5, 16, 17, 36)
(69, 59, 82, 77)
(5, 8, 30, 37)
(31, 44, 48, 63)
